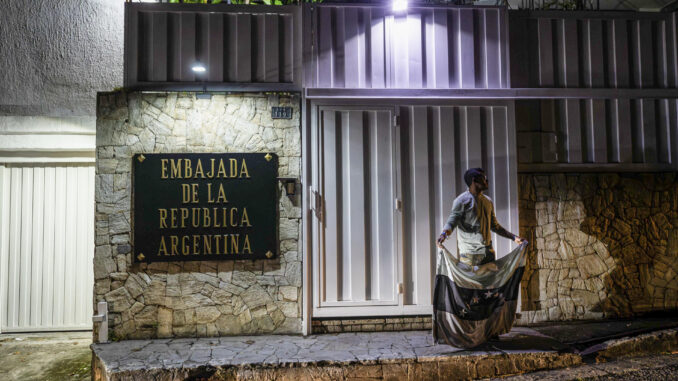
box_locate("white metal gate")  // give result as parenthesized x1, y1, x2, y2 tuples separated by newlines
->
(0, 163, 94, 332)
(312, 107, 401, 317)
(311, 103, 519, 318)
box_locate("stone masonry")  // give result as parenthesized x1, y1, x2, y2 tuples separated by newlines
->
(94, 91, 302, 339)
(312, 316, 432, 334)
(517, 173, 678, 324)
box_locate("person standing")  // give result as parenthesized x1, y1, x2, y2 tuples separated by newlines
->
(433, 167, 528, 348)
(436, 168, 525, 267)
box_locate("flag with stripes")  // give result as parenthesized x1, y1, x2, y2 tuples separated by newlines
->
(433, 242, 528, 348)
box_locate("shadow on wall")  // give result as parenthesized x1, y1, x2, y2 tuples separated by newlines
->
(517, 173, 678, 324)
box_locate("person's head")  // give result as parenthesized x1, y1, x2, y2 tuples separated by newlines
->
(464, 168, 488, 190)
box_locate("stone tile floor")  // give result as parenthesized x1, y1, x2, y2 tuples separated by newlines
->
(93, 317, 678, 374)
(91, 317, 678, 380)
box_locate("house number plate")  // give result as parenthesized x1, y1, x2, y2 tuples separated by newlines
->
(271, 106, 292, 119)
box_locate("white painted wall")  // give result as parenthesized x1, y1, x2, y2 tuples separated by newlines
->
(0, 0, 123, 118)
(0, 0, 123, 331)
(0, 0, 123, 155)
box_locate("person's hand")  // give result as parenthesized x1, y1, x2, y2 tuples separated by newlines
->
(514, 236, 526, 245)
(436, 232, 447, 248)
(476, 262, 499, 275)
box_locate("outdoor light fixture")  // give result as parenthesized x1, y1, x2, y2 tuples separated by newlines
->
(278, 178, 297, 196)
(392, 0, 408, 12)
(191, 63, 207, 73)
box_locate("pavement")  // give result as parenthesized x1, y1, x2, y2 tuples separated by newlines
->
(92, 327, 582, 379)
(0, 331, 91, 381)
(90, 317, 678, 381)
(1, 317, 676, 380)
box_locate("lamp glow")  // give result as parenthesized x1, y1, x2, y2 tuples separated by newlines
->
(392, 0, 407, 12)
(191, 63, 207, 73)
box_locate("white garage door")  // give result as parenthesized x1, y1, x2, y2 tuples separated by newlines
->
(0, 163, 94, 332)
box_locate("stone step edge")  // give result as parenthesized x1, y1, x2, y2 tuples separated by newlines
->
(94, 351, 583, 381)
(500, 353, 678, 381)
(581, 327, 678, 362)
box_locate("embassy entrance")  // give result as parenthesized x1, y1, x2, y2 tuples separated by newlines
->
(306, 101, 520, 320)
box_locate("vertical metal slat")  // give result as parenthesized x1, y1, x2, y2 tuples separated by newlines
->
(180, 12, 196, 82)
(322, 110, 339, 303)
(347, 111, 367, 301)
(538, 18, 554, 87)
(41, 167, 56, 327)
(409, 106, 432, 305)
(459, 9, 475, 88)
(370, 8, 386, 88)
(151, 12, 168, 82)
(30, 167, 45, 328)
(485, 9, 501, 88)
(207, 13, 224, 83)
(18, 168, 33, 328)
(264, 14, 279, 82)
(0, 166, 10, 331)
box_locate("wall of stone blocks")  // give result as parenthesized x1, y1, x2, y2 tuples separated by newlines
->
(311, 316, 432, 334)
(94, 91, 302, 339)
(517, 173, 678, 324)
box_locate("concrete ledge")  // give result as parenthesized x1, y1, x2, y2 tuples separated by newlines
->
(586, 328, 678, 361)
(93, 351, 580, 381)
(91, 329, 581, 381)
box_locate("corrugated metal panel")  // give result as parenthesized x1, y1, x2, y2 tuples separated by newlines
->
(316, 107, 399, 310)
(311, 103, 519, 317)
(516, 98, 678, 169)
(125, 4, 301, 90)
(0, 164, 94, 332)
(399, 105, 519, 306)
(510, 11, 678, 89)
(307, 5, 509, 89)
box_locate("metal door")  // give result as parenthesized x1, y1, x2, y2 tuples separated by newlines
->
(310, 103, 519, 318)
(311, 106, 402, 317)
(0, 163, 94, 332)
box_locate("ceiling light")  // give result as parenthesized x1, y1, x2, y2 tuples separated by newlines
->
(393, 0, 407, 12)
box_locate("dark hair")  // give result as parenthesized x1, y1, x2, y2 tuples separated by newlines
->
(464, 168, 485, 187)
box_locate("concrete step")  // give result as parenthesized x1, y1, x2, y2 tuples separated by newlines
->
(91, 327, 678, 381)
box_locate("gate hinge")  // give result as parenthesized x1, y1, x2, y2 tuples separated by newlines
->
(393, 115, 400, 126)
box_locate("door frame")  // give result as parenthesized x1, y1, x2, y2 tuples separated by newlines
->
(309, 103, 412, 318)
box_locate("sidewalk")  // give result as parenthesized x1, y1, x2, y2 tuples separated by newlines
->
(92, 317, 678, 381)
(0, 331, 91, 381)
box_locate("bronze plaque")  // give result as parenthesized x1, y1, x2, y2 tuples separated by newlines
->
(132, 153, 278, 262)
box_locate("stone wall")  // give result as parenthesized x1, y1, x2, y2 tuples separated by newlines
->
(517, 173, 678, 324)
(312, 316, 432, 334)
(95, 91, 302, 339)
